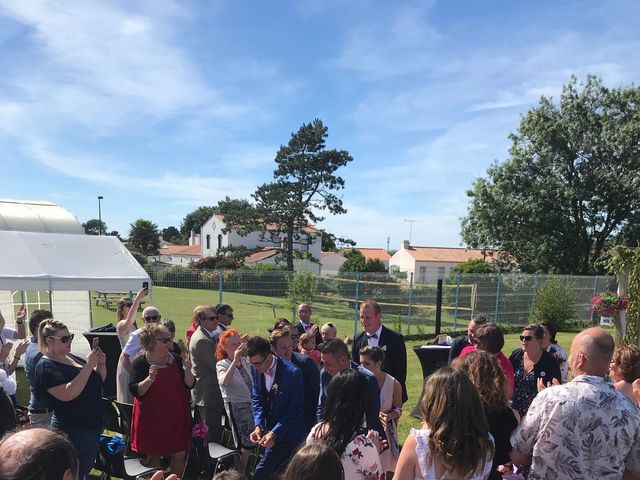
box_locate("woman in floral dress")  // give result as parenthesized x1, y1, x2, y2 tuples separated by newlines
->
(307, 368, 384, 480)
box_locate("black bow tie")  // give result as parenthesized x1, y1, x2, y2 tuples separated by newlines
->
(366, 333, 378, 339)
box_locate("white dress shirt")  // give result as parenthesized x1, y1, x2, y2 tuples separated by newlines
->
(264, 355, 278, 391)
(366, 325, 383, 347)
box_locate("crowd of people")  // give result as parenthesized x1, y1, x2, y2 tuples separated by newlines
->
(1, 298, 640, 480)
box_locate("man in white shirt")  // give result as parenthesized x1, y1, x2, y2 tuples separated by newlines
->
(295, 303, 322, 346)
(511, 327, 640, 479)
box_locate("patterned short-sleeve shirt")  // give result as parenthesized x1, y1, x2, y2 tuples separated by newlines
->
(511, 375, 640, 480)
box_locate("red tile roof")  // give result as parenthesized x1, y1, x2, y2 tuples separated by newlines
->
(404, 246, 495, 263)
(158, 245, 202, 256)
(244, 247, 279, 263)
(357, 248, 391, 261)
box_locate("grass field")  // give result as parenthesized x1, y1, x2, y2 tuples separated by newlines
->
(15, 286, 579, 449)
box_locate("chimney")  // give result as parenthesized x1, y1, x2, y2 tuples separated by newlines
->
(195, 233, 201, 246)
(402, 240, 410, 249)
(189, 229, 195, 246)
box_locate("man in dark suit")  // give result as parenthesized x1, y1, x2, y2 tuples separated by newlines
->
(212, 303, 234, 341)
(295, 303, 322, 346)
(352, 299, 408, 403)
(248, 336, 304, 480)
(269, 328, 320, 434)
(447, 314, 489, 365)
(189, 304, 225, 442)
(318, 339, 385, 437)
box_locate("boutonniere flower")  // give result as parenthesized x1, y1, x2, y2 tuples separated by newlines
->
(381, 345, 387, 352)
(272, 383, 280, 395)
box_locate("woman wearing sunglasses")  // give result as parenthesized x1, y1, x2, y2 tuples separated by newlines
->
(35, 318, 106, 480)
(508, 324, 561, 418)
(129, 323, 194, 478)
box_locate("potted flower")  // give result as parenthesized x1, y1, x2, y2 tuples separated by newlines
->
(589, 292, 628, 326)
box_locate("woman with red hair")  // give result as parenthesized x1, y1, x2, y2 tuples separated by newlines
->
(216, 329, 255, 458)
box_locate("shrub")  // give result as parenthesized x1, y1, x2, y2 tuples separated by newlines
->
(287, 271, 317, 306)
(530, 277, 576, 330)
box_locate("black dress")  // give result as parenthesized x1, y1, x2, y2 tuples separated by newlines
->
(486, 406, 519, 479)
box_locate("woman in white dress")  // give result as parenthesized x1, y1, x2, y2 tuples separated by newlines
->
(308, 368, 385, 480)
(360, 345, 402, 474)
(115, 288, 148, 403)
(393, 367, 494, 480)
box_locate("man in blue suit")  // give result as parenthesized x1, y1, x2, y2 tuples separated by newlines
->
(269, 328, 320, 434)
(317, 339, 385, 437)
(248, 336, 304, 480)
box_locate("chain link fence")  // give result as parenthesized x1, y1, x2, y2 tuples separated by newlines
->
(140, 266, 617, 336)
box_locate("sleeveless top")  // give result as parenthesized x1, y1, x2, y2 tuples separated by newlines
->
(412, 428, 494, 480)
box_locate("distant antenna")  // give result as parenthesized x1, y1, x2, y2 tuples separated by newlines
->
(404, 219, 421, 243)
(386, 236, 390, 252)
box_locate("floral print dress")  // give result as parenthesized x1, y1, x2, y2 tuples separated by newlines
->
(308, 424, 385, 480)
(512, 360, 537, 417)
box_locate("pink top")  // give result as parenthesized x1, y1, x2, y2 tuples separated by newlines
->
(458, 346, 515, 397)
(301, 348, 321, 367)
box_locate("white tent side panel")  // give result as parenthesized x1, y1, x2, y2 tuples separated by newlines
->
(0, 231, 150, 292)
(52, 290, 92, 357)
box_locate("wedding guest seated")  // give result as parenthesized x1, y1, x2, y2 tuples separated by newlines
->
(609, 344, 640, 405)
(282, 443, 345, 480)
(129, 323, 194, 478)
(455, 351, 519, 480)
(393, 367, 494, 480)
(538, 320, 568, 382)
(216, 328, 255, 467)
(0, 427, 78, 480)
(508, 324, 561, 417)
(457, 323, 514, 397)
(359, 345, 402, 474)
(307, 368, 384, 480)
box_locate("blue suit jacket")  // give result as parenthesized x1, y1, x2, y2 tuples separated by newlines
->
(252, 355, 305, 447)
(317, 361, 385, 438)
(290, 352, 320, 433)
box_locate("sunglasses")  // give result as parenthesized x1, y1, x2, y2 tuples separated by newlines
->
(144, 314, 160, 322)
(205, 315, 217, 321)
(222, 312, 234, 319)
(519, 335, 534, 342)
(51, 334, 75, 343)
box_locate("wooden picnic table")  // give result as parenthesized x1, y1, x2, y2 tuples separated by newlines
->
(94, 292, 146, 311)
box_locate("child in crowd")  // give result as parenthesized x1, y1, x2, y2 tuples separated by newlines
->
(320, 322, 337, 346)
(299, 333, 321, 367)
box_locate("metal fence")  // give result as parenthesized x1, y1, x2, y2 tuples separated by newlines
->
(143, 265, 617, 336)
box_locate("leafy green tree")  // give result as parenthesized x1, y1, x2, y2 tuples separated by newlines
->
(162, 226, 184, 244)
(180, 206, 215, 238)
(287, 271, 317, 306)
(338, 249, 388, 273)
(128, 219, 160, 256)
(225, 119, 353, 271)
(451, 259, 495, 274)
(108, 230, 124, 241)
(82, 219, 107, 235)
(461, 75, 640, 274)
(320, 230, 356, 252)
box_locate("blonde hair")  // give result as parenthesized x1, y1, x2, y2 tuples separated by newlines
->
(139, 324, 171, 352)
(38, 318, 67, 354)
(191, 304, 214, 325)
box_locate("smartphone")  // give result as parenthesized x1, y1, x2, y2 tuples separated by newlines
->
(92, 337, 100, 349)
(143, 281, 149, 289)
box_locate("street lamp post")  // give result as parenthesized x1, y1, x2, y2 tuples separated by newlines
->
(98, 196, 104, 236)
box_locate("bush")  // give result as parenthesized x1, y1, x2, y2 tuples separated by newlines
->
(530, 277, 576, 330)
(287, 271, 318, 305)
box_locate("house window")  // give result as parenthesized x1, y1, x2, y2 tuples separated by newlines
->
(437, 266, 445, 279)
(206, 234, 211, 249)
(218, 234, 223, 250)
(419, 266, 426, 283)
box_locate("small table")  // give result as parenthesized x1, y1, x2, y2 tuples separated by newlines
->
(410, 345, 451, 418)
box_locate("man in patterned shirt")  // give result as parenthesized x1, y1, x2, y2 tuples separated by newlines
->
(511, 327, 640, 479)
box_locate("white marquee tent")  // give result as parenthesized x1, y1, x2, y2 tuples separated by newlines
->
(0, 200, 150, 357)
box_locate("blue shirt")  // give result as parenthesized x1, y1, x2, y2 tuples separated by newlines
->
(24, 336, 49, 410)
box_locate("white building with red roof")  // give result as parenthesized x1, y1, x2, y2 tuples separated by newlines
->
(389, 240, 495, 283)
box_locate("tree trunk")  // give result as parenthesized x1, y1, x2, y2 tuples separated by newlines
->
(286, 221, 295, 272)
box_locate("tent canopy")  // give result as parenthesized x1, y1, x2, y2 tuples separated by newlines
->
(0, 199, 84, 234)
(0, 230, 150, 292)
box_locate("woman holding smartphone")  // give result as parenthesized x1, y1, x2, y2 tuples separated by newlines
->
(35, 318, 106, 480)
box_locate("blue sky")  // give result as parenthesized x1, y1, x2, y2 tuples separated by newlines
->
(1, 0, 639, 249)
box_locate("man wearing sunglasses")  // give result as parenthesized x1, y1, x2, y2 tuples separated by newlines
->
(189, 304, 225, 443)
(117, 307, 161, 403)
(212, 304, 234, 341)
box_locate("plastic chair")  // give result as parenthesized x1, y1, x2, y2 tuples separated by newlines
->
(114, 401, 134, 436)
(206, 442, 242, 475)
(94, 434, 159, 480)
(102, 398, 123, 434)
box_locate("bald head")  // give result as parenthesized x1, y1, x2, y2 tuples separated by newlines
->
(570, 327, 615, 377)
(0, 428, 77, 480)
